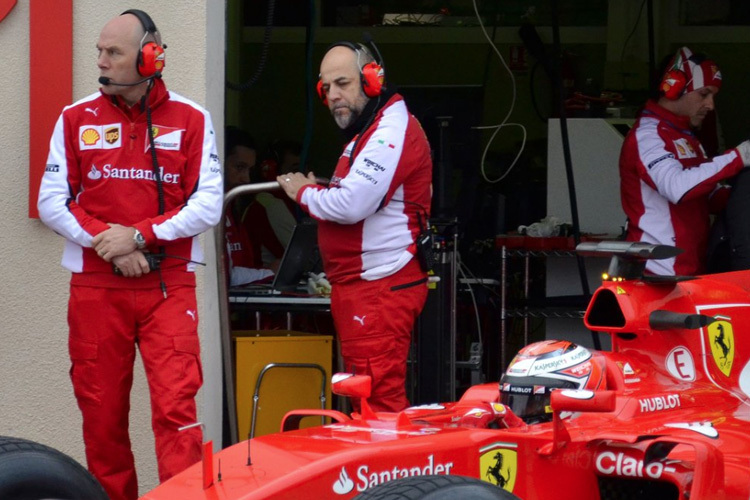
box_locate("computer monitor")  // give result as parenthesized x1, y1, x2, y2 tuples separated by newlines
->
(271, 218, 322, 292)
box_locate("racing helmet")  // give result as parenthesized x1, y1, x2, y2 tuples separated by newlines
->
(499, 340, 607, 424)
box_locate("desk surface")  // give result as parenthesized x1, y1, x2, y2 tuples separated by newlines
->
(229, 294, 331, 305)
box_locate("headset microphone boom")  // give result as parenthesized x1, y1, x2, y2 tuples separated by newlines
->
(98, 72, 161, 87)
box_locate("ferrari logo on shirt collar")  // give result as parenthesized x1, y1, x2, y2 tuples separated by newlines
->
(673, 138, 697, 159)
(145, 125, 184, 152)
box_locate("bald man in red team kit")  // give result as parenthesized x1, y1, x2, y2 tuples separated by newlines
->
(38, 10, 222, 499)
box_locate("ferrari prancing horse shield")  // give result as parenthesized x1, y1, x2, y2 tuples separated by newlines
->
(480, 447, 517, 492)
(707, 319, 734, 377)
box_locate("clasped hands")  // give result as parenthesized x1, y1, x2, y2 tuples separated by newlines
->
(92, 224, 150, 277)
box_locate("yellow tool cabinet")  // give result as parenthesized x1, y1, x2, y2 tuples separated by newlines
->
(234, 330, 332, 438)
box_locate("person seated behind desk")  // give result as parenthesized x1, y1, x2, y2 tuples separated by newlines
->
(240, 141, 298, 270)
(225, 210, 273, 287)
(224, 126, 273, 286)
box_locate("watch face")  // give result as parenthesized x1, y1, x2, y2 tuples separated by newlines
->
(135, 230, 146, 247)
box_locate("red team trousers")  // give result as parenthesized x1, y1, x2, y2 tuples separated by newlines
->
(68, 284, 203, 500)
(331, 259, 428, 413)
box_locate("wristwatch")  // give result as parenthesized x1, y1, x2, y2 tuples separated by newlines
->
(133, 228, 147, 250)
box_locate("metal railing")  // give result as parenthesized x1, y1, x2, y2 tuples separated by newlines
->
(249, 362, 327, 439)
(216, 181, 282, 445)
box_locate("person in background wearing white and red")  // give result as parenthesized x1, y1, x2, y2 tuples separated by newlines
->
(238, 136, 298, 272)
(620, 46, 750, 276)
(278, 41, 432, 412)
(37, 10, 222, 500)
(223, 126, 275, 286)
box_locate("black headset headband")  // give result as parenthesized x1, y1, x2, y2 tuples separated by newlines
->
(121, 9, 158, 35)
(325, 41, 380, 65)
(327, 41, 362, 53)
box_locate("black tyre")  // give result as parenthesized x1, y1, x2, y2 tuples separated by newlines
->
(0, 435, 108, 500)
(352, 474, 520, 500)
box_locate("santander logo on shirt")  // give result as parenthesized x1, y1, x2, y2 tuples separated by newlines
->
(87, 164, 181, 184)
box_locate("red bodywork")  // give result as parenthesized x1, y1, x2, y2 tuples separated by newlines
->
(142, 255, 750, 500)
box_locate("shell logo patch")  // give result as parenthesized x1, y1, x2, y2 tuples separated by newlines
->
(708, 319, 734, 376)
(81, 128, 100, 146)
(491, 403, 507, 415)
(155, 52, 165, 71)
(480, 447, 516, 492)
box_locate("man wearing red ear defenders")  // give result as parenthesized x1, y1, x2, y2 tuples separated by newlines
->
(278, 41, 432, 413)
(619, 46, 750, 276)
(37, 10, 222, 500)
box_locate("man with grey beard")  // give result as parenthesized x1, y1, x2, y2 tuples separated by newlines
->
(277, 40, 432, 412)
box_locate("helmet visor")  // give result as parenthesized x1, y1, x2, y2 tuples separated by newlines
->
(500, 391, 551, 423)
(500, 380, 577, 424)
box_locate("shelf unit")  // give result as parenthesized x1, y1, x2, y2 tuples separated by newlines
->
(499, 246, 587, 370)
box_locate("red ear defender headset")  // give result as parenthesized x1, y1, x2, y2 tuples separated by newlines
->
(121, 9, 166, 77)
(660, 52, 706, 100)
(316, 41, 385, 106)
(661, 68, 687, 100)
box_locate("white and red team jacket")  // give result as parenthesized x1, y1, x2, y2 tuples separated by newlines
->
(620, 100, 744, 275)
(297, 94, 432, 284)
(38, 78, 223, 288)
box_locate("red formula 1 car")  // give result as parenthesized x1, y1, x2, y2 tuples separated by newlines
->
(142, 241, 750, 500)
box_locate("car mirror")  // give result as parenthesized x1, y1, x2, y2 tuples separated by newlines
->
(538, 389, 618, 456)
(550, 389, 616, 413)
(332, 373, 372, 399)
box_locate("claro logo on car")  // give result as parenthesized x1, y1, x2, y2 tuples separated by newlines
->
(331, 455, 454, 495)
(596, 451, 676, 479)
